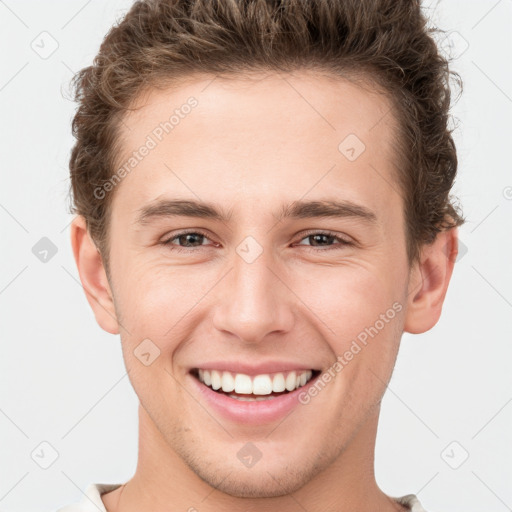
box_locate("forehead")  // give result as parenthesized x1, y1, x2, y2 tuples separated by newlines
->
(111, 70, 401, 222)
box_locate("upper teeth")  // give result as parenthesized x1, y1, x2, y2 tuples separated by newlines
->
(197, 369, 314, 395)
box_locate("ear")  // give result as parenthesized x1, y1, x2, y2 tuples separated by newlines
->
(70, 215, 119, 335)
(403, 227, 459, 334)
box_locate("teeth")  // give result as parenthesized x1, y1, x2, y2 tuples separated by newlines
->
(252, 375, 273, 395)
(272, 373, 286, 392)
(227, 394, 275, 401)
(285, 372, 297, 391)
(234, 373, 252, 394)
(197, 369, 314, 395)
(211, 370, 222, 390)
(221, 371, 235, 392)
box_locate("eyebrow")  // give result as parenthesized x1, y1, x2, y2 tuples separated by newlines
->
(135, 198, 377, 225)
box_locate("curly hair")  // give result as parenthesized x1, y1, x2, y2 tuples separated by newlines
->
(68, 0, 464, 271)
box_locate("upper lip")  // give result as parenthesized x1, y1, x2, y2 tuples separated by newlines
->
(191, 361, 321, 376)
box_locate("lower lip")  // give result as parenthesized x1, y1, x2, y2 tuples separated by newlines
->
(189, 372, 320, 425)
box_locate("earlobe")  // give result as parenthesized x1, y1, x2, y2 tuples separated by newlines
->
(70, 215, 120, 335)
(403, 228, 459, 334)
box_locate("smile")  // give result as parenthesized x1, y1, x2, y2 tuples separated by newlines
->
(191, 368, 321, 401)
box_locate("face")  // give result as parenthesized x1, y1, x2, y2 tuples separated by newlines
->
(75, 70, 448, 498)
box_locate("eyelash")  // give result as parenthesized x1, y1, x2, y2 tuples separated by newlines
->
(160, 229, 353, 253)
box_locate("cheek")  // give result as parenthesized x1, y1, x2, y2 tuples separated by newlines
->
(113, 259, 216, 349)
(294, 265, 405, 421)
(299, 259, 398, 316)
(291, 260, 405, 362)
(114, 264, 192, 405)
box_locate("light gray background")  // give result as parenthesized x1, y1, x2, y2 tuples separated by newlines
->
(1, 0, 511, 510)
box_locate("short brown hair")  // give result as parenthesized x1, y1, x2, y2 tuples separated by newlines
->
(68, 0, 464, 272)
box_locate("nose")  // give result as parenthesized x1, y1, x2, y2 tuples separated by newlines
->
(212, 245, 295, 344)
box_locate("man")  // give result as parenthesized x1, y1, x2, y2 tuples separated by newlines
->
(60, 0, 464, 510)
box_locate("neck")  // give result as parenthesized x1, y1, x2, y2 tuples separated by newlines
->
(103, 403, 404, 512)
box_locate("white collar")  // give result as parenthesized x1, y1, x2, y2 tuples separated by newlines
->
(77, 483, 427, 512)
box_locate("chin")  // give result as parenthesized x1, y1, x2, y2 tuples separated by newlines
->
(200, 469, 307, 498)
(183, 450, 326, 499)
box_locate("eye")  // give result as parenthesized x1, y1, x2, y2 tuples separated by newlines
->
(295, 230, 353, 251)
(160, 229, 353, 253)
(160, 230, 217, 252)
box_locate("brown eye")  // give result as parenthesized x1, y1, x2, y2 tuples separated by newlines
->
(168, 232, 206, 247)
(161, 230, 216, 252)
(296, 231, 352, 250)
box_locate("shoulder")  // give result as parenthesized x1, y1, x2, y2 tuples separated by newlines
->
(392, 493, 429, 512)
(53, 483, 122, 512)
